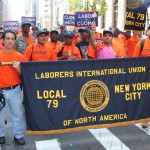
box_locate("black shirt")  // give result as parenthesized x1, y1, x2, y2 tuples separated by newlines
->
(76, 40, 93, 59)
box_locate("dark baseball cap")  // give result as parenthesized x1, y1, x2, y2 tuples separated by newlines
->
(36, 29, 49, 37)
(22, 22, 31, 27)
(60, 25, 65, 28)
(64, 31, 74, 38)
(103, 29, 113, 36)
(78, 28, 91, 34)
(50, 30, 58, 34)
(32, 26, 38, 30)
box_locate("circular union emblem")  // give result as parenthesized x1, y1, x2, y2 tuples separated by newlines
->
(127, 0, 144, 9)
(80, 80, 109, 112)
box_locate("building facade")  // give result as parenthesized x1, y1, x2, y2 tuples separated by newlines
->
(36, 0, 52, 29)
(54, 0, 69, 27)
(35, 0, 69, 29)
(98, 0, 126, 31)
(32, 0, 36, 17)
(25, 0, 33, 17)
(100, 0, 150, 31)
(34, 0, 150, 31)
(3, 0, 11, 21)
(0, 0, 3, 25)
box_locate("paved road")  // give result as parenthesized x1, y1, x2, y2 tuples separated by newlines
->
(0, 115, 150, 150)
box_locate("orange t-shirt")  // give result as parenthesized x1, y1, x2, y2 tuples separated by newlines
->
(95, 32, 103, 39)
(46, 41, 62, 51)
(0, 39, 3, 45)
(121, 35, 127, 44)
(125, 36, 140, 57)
(88, 44, 96, 59)
(113, 37, 126, 56)
(133, 38, 150, 57)
(72, 37, 81, 45)
(28, 34, 34, 45)
(24, 43, 57, 61)
(46, 35, 50, 42)
(55, 43, 82, 60)
(0, 50, 25, 88)
(0, 44, 3, 50)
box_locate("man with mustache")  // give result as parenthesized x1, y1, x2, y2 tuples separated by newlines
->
(16, 22, 34, 54)
(24, 29, 57, 61)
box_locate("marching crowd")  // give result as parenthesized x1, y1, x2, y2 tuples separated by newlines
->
(0, 21, 150, 145)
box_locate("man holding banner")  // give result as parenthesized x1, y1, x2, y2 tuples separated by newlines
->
(124, 0, 150, 31)
(24, 29, 57, 61)
(0, 30, 26, 145)
(133, 25, 150, 57)
(124, 31, 140, 57)
(55, 31, 81, 60)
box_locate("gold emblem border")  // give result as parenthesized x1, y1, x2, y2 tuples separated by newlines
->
(80, 80, 109, 112)
(127, 0, 144, 9)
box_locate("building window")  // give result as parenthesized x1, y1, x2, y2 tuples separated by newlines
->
(44, 4, 48, 7)
(44, 16, 49, 19)
(101, 0, 106, 29)
(114, 0, 118, 27)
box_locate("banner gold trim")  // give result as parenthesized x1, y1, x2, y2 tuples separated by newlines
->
(26, 118, 150, 134)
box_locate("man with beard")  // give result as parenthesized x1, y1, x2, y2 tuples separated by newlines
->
(112, 28, 126, 56)
(46, 30, 62, 51)
(55, 31, 81, 60)
(133, 25, 150, 57)
(16, 22, 34, 54)
(75, 28, 96, 59)
(24, 29, 57, 61)
(133, 25, 150, 129)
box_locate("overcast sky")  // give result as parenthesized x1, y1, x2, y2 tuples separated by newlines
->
(9, 0, 25, 21)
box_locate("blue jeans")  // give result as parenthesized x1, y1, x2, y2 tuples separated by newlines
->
(0, 85, 25, 139)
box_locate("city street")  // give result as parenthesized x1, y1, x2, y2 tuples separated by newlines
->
(0, 0, 150, 150)
(0, 112, 150, 150)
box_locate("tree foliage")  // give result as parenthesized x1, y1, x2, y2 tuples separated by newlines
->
(69, 0, 84, 12)
(69, 0, 108, 16)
